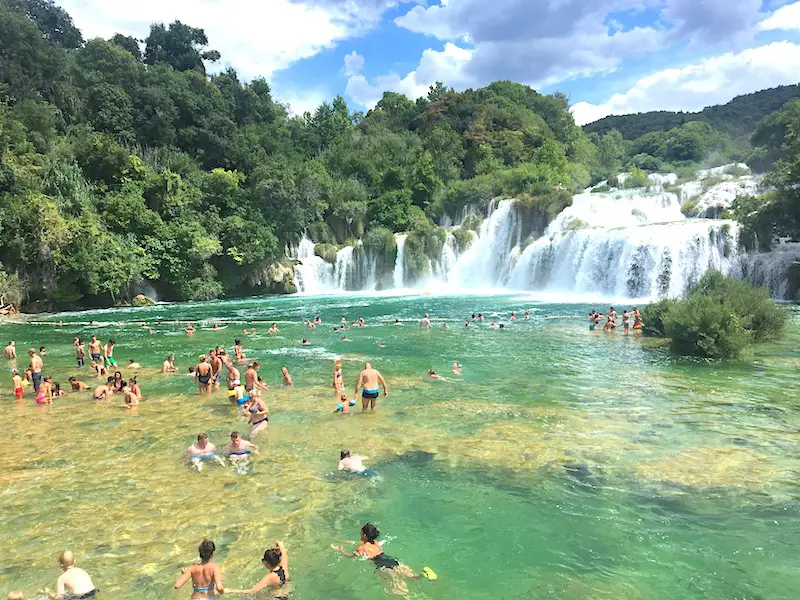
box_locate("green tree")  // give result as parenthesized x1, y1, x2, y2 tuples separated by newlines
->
(144, 21, 220, 73)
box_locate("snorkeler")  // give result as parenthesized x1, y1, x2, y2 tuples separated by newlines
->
(354, 362, 388, 411)
(174, 539, 224, 599)
(331, 524, 435, 597)
(186, 433, 226, 471)
(45, 551, 97, 600)
(225, 541, 289, 597)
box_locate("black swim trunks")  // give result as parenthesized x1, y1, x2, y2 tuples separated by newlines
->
(362, 389, 379, 400)
(372, 553, 400, 570)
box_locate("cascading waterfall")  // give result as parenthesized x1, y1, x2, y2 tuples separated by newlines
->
(447, 199, 522, 288)
(283, 165, 797, 299)
(393, 234, 408, 289)
(287, 234, 333, 293)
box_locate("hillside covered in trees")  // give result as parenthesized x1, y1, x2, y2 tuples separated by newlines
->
(0, 0, 798, 310)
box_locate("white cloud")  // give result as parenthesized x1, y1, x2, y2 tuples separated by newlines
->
(343, 51, 365, 76)
(346, 43, 473, 108)
(759, 0, 800, 30)
(275, 87, 331, 116)
(55, 0, 378, 80)
(570, 41, 800, 125)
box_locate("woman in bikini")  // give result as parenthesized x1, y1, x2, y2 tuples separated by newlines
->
(243, 392, 269, 436)
(174, 539, 224, 599)
(36, 376, 53, 405)
(226, 541, 289, 598)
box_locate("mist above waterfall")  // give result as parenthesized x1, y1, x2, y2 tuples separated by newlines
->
(287, 165, 797, 300)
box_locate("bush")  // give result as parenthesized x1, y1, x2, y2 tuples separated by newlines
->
(592, 184, 612, 193)
(450, 227, 475, 252)
(314, 243, 338, 263)
(361, 226, 396, 256)
(724, 164, 750, 177)
(404, 218, 446, 282)
(461, 213, 483, 232)
(642, 271, 789, 358)
(641, 298, 673, 335)
(621, 166, 649, 189)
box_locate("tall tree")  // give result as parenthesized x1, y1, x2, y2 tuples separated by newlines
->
(144, 21, 220, 73)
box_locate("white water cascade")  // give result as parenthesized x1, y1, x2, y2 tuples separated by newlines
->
(284, 165, 799, 299)
(393, 234, 408, 288)
(287, 234, 334, 294)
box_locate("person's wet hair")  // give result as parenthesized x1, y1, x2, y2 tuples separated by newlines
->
(361, 523, 379, 542)
(197, 432, 208, 441)
(262, 547, 282, 568)
(231, 431, 240, 439)
(199, 539, 215, 562)
(69, 377, 76, 382)
(107, 376, 114, 383)
(235, 339, 241, 345)
(341, 449, 350, 459)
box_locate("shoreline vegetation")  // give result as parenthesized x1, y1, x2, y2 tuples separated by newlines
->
(2, 1, 800, 314)
(641, 271, 789, 359)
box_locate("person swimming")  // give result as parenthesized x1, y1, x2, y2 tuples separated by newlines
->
(331, 524, 434, 597)
(174, 539, 224, 599)
(337, 449, 373, 475)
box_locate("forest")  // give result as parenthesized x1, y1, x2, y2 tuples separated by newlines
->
(0, 0, 798, 310)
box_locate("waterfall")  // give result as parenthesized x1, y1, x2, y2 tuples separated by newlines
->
(287, 234, 333, 293)
(282, 164, 793, 299)
(334, 246, 355, 290)
(393, 234, 408, 288)
(441, 233, 458, 282)
(507, 220, 740, 298)
(448, 199, 522, 288)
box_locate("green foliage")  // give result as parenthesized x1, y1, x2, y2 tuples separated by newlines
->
(642, 271, 788, 358)
(621, 166, 649, 189)
(314, 243, 338, 264)
(450, 227, 475, 252)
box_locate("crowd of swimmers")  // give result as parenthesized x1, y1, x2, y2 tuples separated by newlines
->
(588, 306, 644, 334)
(5, 306, 640, 598)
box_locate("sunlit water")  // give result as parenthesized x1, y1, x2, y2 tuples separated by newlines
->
(1, 293, 799, 600)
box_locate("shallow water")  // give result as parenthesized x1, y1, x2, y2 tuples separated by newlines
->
(1, 293, 799, 600)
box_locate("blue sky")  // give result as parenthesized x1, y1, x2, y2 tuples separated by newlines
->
(57, 0, 800, 124)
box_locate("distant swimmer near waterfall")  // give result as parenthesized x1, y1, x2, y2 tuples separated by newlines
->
(174, 539, 224, 599)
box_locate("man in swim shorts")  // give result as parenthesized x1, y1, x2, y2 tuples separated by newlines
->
(88, 336, 102, 363)
(47, 551, 97, 599)
(28, 348, 43, 393)
(4, 341, 16, 360)
(103, 339, 117, 368)
(223, 431, 258, 465)
(210, 349, 223, 390)
(354, 362, 387, 411)
(244, 362, 260, 394)
(187, 433, 225, 471)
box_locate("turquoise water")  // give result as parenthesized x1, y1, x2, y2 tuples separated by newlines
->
(1, 292, 798, 599)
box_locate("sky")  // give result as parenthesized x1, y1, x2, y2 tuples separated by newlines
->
(54, 0, 800, 124)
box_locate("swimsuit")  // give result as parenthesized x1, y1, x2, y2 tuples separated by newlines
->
(193, 582, 216, 593)
(229, 450, 251, 456)
(77, 356, 85, 367)
(252, 416, 269, 426)
(372, 552, 400, 570)
(362, 389, 379, 400)
(194, 453, 217, 461)
(91, 353, 101, 360)
(32, 372, 42, 391)
(198, 373, 211, 385)
(72, 590, 97, 599)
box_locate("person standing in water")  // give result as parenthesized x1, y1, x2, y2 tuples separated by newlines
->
(174, 539, 224, 599)
(281, 367, 293, 387)
(354, 362, 388, 411)
(45, 551, 97, 599)
(210, 350, 223, 391)
(244, 362, 260, 395)
(88, 336, 102, 363)
(225, 541, 289, 597)
(74, 339, 85, 368)
(420, 314, 432, 329)
(11, 369, 23, 400)
(3, 341, 16, 360)
(333, 359, 345, 400)
(28, 348, 43, 393)
(195, 355, 213, 394)
(632, 306, 643, 334)
(243, 392, 269, 436)
(622, 309, 631, 335)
